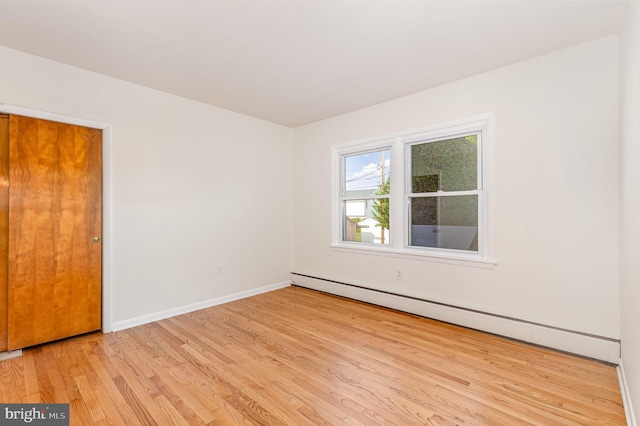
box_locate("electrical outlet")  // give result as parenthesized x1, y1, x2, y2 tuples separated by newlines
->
(216, 266, 223, 276)
(395, 268, 404, 281)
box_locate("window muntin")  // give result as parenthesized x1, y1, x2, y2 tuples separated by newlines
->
(341, 149, 390, 245)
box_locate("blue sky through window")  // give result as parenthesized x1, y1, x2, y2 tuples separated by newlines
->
(345, 150, 391, 192)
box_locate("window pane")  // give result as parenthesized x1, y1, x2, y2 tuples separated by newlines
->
(410, 195, 478, 251)
(344, 150, 390, 198)
(343, 199, 390, 245)
(411, 135, 477, 193)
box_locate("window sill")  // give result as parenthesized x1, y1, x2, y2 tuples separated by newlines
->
(329, 243, 497, 269)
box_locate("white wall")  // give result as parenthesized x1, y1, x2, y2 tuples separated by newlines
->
(293, 37, 620, 341)
(0, 46, 294, 325)
(620, 0, 640, 421)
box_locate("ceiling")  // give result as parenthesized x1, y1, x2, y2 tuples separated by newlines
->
(0, 0, 626, 127)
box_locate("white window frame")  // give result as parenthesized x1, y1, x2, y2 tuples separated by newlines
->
(331, 113, 495, 266)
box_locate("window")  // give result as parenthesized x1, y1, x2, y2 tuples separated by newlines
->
(331, 114, 494, 264)
(341, 149, 391, 245)
(407, 134, 479, 251)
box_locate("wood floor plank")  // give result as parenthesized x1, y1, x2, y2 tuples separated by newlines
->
(22, 349, 41, 403)
(0, 286, 625, 425)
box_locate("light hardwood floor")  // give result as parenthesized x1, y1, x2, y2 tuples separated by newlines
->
(0, 286, 625, 425)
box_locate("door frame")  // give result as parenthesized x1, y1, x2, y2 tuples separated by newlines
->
(0, 103, 113, 332)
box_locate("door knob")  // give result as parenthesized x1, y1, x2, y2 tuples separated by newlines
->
(92, 236, 101, 243)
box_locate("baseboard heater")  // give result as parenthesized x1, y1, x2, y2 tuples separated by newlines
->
(290, 272, 620, 364)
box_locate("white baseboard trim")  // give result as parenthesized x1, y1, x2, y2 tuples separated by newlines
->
(0, 349, 22, 361)
(291, 273, 620, 364)
(618, 359, 638, 426)
(111, 281, 290, 332)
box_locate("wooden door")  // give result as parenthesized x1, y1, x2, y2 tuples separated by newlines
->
(0, 115, 8, 352)
(7, 115, 102, 350)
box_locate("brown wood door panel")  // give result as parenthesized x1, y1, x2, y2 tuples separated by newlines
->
(7, 115, 102, 350)
(0, 115, 8, 352)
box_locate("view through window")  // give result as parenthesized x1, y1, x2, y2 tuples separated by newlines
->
(343, 149, 391, 245)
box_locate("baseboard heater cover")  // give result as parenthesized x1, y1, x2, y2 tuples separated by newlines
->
(290, 273, 620, 364)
